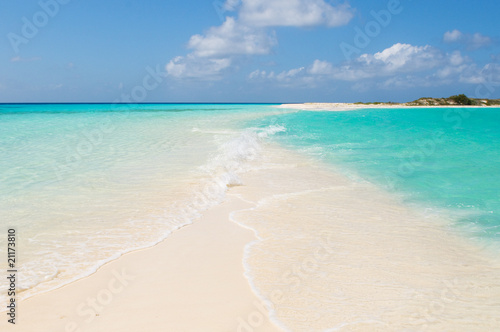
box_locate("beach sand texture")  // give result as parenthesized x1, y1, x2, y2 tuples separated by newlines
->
(3, 145, 500, 332)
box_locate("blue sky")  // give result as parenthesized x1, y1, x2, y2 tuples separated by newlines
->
(1, 0, 499, 103)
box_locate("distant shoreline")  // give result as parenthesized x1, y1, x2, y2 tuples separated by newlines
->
(277, 102, 500, 111)
(278, 95, 500, 110)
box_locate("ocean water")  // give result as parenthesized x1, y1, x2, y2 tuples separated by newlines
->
(1, 104, 500, 330)
(234, 106, 500, 330)
(0, 103, 285, 304)
(250, 107, 500, 242)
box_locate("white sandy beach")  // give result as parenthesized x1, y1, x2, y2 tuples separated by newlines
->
(3, 143, 500, 331)
(0, 195, 281, 332)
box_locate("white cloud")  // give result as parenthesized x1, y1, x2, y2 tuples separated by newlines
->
(469, 33, 492, 49)
(443, 29, 463, 42)
(167, 16, 277, 79)
(277, 67, 305, 80)
(443, 30, 492, 50)
(434, 51, 471, 81)
(239, 0, 354, 27)
(249, 43, 496, 90)
(166, 0, 353, 79)
(166, 55, 232, 79)
(167, 17, 274, 79)
(249, 67, 315, 88)
(448, 50, 465, 66)
(309, 59, 334, 75)
(249, 67, 304, 81)
(249, 69, 265, 79)
(188, 17, 276, 57)
(370, 44, 437, 69)
(481, 63, 500, 82)
(339, 45, 496, 88)
(332, 43, 444, 80)
(379, 75, 432, 89)
(457, 63, 500, 85)
(256, 43, 444, 83)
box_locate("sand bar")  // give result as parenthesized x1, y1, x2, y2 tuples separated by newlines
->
(1, 196, 281, 332)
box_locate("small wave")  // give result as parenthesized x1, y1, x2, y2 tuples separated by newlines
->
(196, 125, 288, 209)
(0, 123, 288, 310)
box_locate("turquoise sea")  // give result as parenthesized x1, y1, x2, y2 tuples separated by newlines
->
(1, 103, 500, 329)
(250, 107, 500, 240)
(0, 103, 286, 303)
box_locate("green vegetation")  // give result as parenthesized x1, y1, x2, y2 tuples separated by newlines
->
(449, 94, 473, 105)
(352, 95, 499, 107)
(405, 94, 499, 107)
(485, 99, 500, 106)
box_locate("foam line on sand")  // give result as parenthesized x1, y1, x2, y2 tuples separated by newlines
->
(1, 196, 282, 332)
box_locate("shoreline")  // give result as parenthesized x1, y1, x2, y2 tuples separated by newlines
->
(1, 195, 282, 332)
(230, 146, 500, 331)
(277, 102, 500, 111)
(4, 120, 500, 330)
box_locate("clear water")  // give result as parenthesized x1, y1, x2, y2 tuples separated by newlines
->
(0, 103, 283, 302)
(250, 107, 500, 240)
(1, 103, 500, 322)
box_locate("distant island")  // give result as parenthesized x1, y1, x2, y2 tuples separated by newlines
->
(357, 94, 500, 107)
(278, 94, 500, 111)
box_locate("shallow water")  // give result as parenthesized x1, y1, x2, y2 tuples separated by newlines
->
(1, 104, 500, 330)
(231, 146, 500, 331)
(249, 107, 500, 242)
(0, 103, 284, 303)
